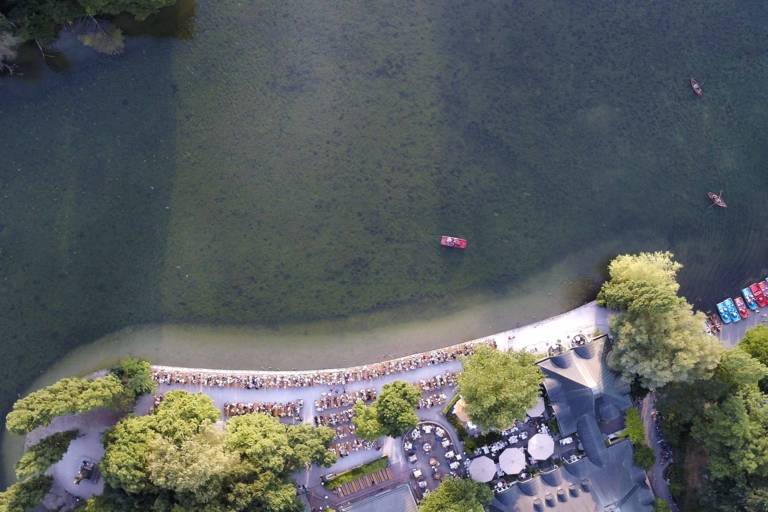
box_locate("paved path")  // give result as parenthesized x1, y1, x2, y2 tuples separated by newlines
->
(716, 308, 768, 347)
(641, 393, 678, 512)
(33, 301, 612, 506)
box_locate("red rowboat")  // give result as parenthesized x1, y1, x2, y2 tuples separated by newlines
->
(734, 297, 750, 319)
(440, 235, 467, 249)
(690, 78, 703, 96)
(751, 283, 768, 308)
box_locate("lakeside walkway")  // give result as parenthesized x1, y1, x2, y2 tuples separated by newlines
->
(39, 301, 610, 507)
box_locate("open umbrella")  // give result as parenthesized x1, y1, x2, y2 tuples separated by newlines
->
(498, 447, 526, 475)
(468, 456, 496, 482)
(527, 433, 555, 460)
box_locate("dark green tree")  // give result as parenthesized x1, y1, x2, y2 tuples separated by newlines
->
(111, 357, 156, 400)
(0, 475, 52, 512)
(741, 326, 768, 391)
(418, 477, 493, 512)
(15, 430, 78, 480)
(353, 380, 421, 440)
(458, 347, 542, 431)
(98, 391, 335, 512)
(690, 385, 768, 480)
(79, 0, 176, 20)
(6, 374, 126, 434)
(746, 486, 768, 512)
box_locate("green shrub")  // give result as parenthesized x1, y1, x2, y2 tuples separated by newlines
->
(324, 457, 388, 490)
(15, 430, 78, 480)
(633, 444, 655, 470)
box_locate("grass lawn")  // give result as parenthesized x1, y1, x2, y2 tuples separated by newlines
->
(324, 456, 389, 491)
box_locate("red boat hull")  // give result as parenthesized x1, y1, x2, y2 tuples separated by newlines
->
(734, 297, 750, 318)
(751, 283, 768, 308)
(440, 236, 467, 249)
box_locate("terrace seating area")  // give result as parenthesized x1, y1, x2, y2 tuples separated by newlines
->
(403, 422, 464, 500)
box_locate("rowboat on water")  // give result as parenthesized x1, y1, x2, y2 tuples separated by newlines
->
(734, 297, 750, 319)
(742, 288, 759, 311)
(440, 236, 467, 250)
(716, 302, 731, 324)
(724, 298, 741, 323)
(757, 282, 768, 307)
(707, 192, 727, 208)
(690, 78, 703, 96)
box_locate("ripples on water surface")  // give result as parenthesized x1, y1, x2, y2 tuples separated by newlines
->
(1, 0, 768, 455)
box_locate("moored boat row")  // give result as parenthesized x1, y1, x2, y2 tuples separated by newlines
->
(715, 279, 768, 324)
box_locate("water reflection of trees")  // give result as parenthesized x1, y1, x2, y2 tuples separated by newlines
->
(1, 0, 197, 78)
(114, 0, 197, 40)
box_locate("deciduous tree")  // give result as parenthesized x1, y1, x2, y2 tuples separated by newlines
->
(99, 391, 335, 512)
(6, 374, 126, 434)
(597, 251, 684, 314)
(609, 302, 721, 389)
(740, 326, 768, 391)
(0, 475, 52, 512)
(353, 380, 420, 440)
(599, 252, 723, 389)
(418, 477, 492, 512)
(458, 347, 542, 431)
(78, 0, 176, 20)
(15, 430, 78, 480)
(690, 385, 768, 480)
(111, 356, 155, 400)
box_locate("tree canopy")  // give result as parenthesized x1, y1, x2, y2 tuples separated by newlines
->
(0, 475, 52, 512)
(609, 304, 723, 389)
(110, 357, 156, 400)
(599, 252, 721, 389)
(690, 384, 768, 480)
(740, 326, 768, 391)
(1, 0, 174, 47)
(458, 347, 542, 431)
(352, 380, 421, 440)
(597, 251, 683, 314)
(15, 430, 78, 480)
(418, 477, 493, 512)
(658, 346, 768, 511)
(6, 374, 126, 434)
(96, 390, 336, 512)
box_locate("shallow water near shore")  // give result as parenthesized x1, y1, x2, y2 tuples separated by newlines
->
(3, 0, 768, 485)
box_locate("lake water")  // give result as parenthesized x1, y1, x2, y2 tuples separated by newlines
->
(2, 0, 768, 481)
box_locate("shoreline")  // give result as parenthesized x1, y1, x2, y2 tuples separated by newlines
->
(2, 300, 610, 487)
(149, 301, 609, 377)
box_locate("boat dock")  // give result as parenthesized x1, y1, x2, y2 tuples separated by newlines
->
(716, 309, 768, 347)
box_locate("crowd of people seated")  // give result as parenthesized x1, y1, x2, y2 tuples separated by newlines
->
(416, 372, 458, 391)
(331, 438, 376, 457)
(151, 339, 494, 390)
(315, 409, 356, 427)
(332, 424, 357, 441)
(223, 400, 303, 420)
(417, 392, 448, 409)
(314, 389, 377, 412)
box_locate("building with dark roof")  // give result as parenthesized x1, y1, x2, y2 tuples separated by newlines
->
(539, 336, 631, 436)
(492, 336, 654, 512)
(489, 438, 655, 512)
